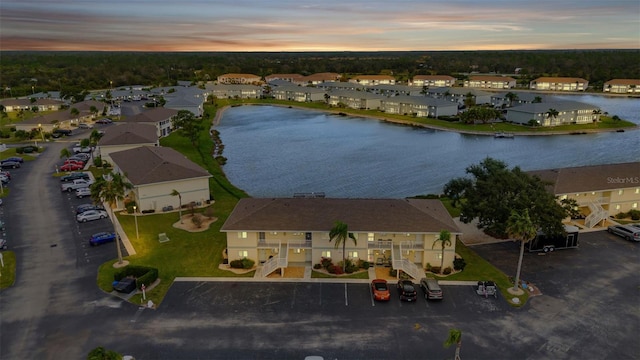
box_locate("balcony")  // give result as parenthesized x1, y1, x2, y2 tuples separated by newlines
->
(368, 239, 393, 249)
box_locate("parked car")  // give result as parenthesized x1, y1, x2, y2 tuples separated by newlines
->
(0, 161, 21, 169)
(607, 225, 640, 242)
(75, 187, 91, 198)
(0, 174, 9, 184)
(630, 223, 640, 230)
(113, 277, 137, 293)
(89, 232, 116, 246)
(69, 153, 91, 161)
(96, 118, 113, 124)
(64, 159, 86, 166)
(1, 157, 23, 163)
(61, 179, 93, 192)
(371, 279, 391, 301)
(0, 238, 7, 250)
(53, 128, 73, 136)
(60, 163, 83, 172)
(73, 146, 92, 154)
(61, 172, 90, 182)
(76, 204, 105, 214)
(76, 209, 108, 222)
(1, 171, 11, 180)
(78, 123, 94, 129)
(396, 280, 417, 302)
(420, 278, 443, 300)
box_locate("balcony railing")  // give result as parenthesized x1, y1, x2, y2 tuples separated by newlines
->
(368, 239, 393, 249)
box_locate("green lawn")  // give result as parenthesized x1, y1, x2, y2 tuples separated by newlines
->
(0, 251, 17, 289)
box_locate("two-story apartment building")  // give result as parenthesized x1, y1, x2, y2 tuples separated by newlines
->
(348, 75, 396, 86)
(0, 98, 64, 113)
(530, 77, 589, 91)
(464, 76, 516, 89)
(506, 101, 600, 126)
(603, 79, 640, 94)
(380, 95, 458, 118)
(97, 123, 158, 164)
(221, 198, 461, 279)
(271, 85, 326, 102)
(207, 84, 263, 99)
(217, 73, 262, 85)
(410, 75, 456, 88)
(122, 107, 178, 138)
(529, 162, 640, 228)
(327, 90, 383, 110)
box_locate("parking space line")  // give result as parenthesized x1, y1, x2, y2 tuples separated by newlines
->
(290, 284, 297, 308)
(370, 287, 375, 307)
(344, 283, 348, 306)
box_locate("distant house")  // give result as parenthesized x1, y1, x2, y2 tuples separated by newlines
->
(0, 98, 64, 113)
(327, 90, 383, 110)
(349, 75, 396, 86)
(207, 84, 263, 99)
(15, 99, 105, 132)
(271, 85, 326, 102)
(410, 75, 456, 88)
(164, 87, 206, 117)
(464, 76, 516, 89)
(506, 101, 600, 126)
(380, 95, 458, 118)
(221, 198, 461, 279)
(529, 162, 640, 228)
(425, 87, 493, 106)
(490, 92, 547, 108)
(603, 79, 640, 94)
(97, 123, 158, 164)
(122, 107, 178, 138)
(217, 73, 261, 85)
(530, 77, 588, 91)
(315, 81, 366, 92)
(265, 74, 305, 83)
(109, 146, 211, 212)
(294, 73, 341, 86)
(368, 84, 416, 97)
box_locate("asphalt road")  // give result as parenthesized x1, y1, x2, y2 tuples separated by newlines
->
(1, 137, 639, 359)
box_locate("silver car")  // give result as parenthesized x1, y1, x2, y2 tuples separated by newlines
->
(607, 225, 640, 242)
(76, 209, 108, 223)
(75, 187, 91, 198)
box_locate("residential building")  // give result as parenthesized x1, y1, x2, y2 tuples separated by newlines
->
(349, 75, 396, 86)
(294, 73, 341, 86)
(410, 75, 457, 88)
(529, 162, 640, 228)
(270, 85, 327, 102)
(0, 98, 64, 113)
(464, 76, 516, 89)
(380, 95, 458, 118)
(490, 92, 547, 108)
(15, 100, 105, 132)
(122, 107, 178, 137)
(425, 87, 493, 106)
(96, 123, 158, 164)
(207, 84, 263, 99)
(603, 79, 640, 94)
(110, 146, 211, 212)
(265, 74, 305, 83)
(327, 90, 383, 110)
(506, 101, 600, 126)
(217, 73, 261, 85)
(315, 81, 366, 92)
(368, 84, 416, 97)
(221, 198, 461, 279)
(529, 77, 589, 91)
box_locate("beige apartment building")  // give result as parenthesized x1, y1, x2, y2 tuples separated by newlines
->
(221, 198, 461, 279)
(410, 75, 456, 88)
(529, 162, 640, 228)
(464, 75, 516, 89)
(603, 79, 640, 94)
(530, 77, 589, 91)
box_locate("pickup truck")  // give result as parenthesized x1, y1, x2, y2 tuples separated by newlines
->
(61, 179, 93, 192)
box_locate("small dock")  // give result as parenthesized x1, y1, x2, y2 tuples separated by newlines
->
(494, 132, 515, 139)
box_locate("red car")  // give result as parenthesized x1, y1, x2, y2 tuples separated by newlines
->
(371, 279, 391, 301)
(60, 163, 83, 171)
(64, 159, 85, 167)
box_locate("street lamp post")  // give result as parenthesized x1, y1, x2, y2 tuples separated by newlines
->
(133, 205, 139, 240)
(38, 123, 45, 142)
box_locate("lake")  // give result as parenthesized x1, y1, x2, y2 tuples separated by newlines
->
(216, 95, 640, 198)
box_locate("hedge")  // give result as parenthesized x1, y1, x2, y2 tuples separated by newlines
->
(114, 265, 159, 290)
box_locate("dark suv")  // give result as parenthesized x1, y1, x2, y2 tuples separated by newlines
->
(60, 172, 90, 182)
(396, 280, 417, 302)
(53, 128, 73, 137)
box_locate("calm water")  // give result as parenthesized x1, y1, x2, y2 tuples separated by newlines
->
(217, 95, 640, 198)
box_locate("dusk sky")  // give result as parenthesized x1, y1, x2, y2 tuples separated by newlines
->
(1, 0, 638, 52)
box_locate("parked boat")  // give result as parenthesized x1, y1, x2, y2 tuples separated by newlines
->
(494, 132, 514, 138)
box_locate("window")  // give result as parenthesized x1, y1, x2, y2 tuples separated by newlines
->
(368, 233, 375, 242)
(437, 253, 442, 259)
(348, 251, 358, 258)
(618, 190, 624, 195)
(322, 251, 331, 258)
(635, 188, 639, 194)
(560, 195, 567, 200)
(293, 249, 302, 254)
(633, 203, 638, 209)
(237, 232, 247, 239)
(270, 232, 278, 235)
(615, 205, 621, 210)
(238, 250, 248, 257)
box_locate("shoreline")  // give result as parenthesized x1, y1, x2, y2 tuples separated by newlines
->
(212, 103, 637, 137)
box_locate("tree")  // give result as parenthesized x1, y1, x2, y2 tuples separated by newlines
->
(545, 108, 559, 126)
(329, 221, 357, 272)
(504, 92, 518, 107)
(432, 230, 451, 274)
(171, 189, 183, 224)
(443, 178, 472, 207)
(532, 96, 543, 103)
(505, 209, 537, 293)
(89, 129, 103, 146)
(443, 328, 462, 360)
(444, 157, 567, 237)
(59, 148, 72, 159)
(87, 346, 121, 360)
(171, 110, 203, 147)
(90, 172, 133, 265)
(70, 107, 80, 119)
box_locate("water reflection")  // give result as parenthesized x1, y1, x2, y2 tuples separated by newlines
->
(217, 97, 640, 198)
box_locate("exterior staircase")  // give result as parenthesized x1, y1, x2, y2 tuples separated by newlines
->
(260, 243, 288, 277)
(584, 201, 608, 228)
(391, 245, 424, 280)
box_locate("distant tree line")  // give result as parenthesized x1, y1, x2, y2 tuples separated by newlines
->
(1, 50, 638, 97)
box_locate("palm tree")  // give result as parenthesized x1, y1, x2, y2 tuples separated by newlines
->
(59, 148, 71, 160)
(532, 96, 543, 103)
(505, 209, 537, 293)
(545, 108, 559, 126)
(90, 172, 133, 265)
(504, 92, 518, 107)
(443, 328, 462, 360)
(329, 221, 357, 272)
(170, 189, 183, 224)
(432, 230, 452, 274)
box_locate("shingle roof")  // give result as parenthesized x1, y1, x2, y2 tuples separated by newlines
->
(507, 101, 597, 113)
(533, 77, 588, 83)
(468, 75, 516, 82)
(221, 198, 460, 233)
(352, 75, 395, 80)
(124, 107, 178, 123)
(110, 146, 210, 185)
(98, 123, 157, 146)
(528, 162, 640, 194)
(413, 75, 455, 81)
(604, 79, 640, 86)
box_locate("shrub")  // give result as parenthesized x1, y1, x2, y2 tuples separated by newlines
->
(204, 206, 215, 219)
(443, 267, 452, 275)
(389, 268, 397, 277)
(320, 257, 332, 270)
(333, 266, 344, 275)
(615, 212, 627, 219)
(425, 263, 432, 271)
(357, 259, 370, 269)
(630, 209, 640, 220)
(241, 257, 255, 269)
(313, 263, 322, 270)
(229, 259, 244, 268)
(430, 266, 441, 274)
(327, 264, 336, 274)
(192, 214, 203, 228)
(453, 257, 467, 271)
(93, 156, 103, 167)
(113, 265, 159, 290)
